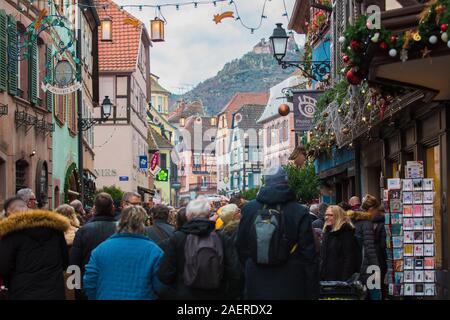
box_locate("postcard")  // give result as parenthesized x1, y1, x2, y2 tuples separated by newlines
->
(389, 190, 401, 200)
(424, 257, 435, 269)
(423, 178, 434, 191)
(424, 231, 434, 243)
(413, 231, 424, 243)
(386, 237, 392, 249)
(404, 270, 414, 283)
(406, 161, 424, 179)
(404, 257, 414, 270)
(393, 248, 404, 260)
(390, 200, 402, 213)
(394, 260, 403, 272)
(413, 179, 423, 191)
(388, 284, 394, 296)
(385, 227, 392, 237)
(415, 284, 424, 296)
(414, 218, 424, 230)
(424, 271, 435, 283)
(383, 189, 389, 201)
(414, 258, 424, 269)
(424, 217, 434, 230)
(384, 214, 391, 225)
(393, 236, 403, 248)
(404, 284, 414, 296)
(388, 178, 402, 190)
(414, 244, 424, 256)
(414, 271, 424, 282)
(403, 205, 413, 216)
(395, 284, 404, 296)
(403, 192, 413, 204)
(413, 192, 423, 204)
(423, 191, 434, 204)
(391, 213, 402, 224)
(424, 284, 435, 296)
(387, 250, 393, 260)
(391, 224, 403, 236)
(394, 272, 403, 284)
(403, 218, 414, 230)
(402, 179, 413, 191)
(423, 205, 434, 217)
(404, 244, 414, 257)
(424, 244, 434, 257)
(404, 231, 414, 243)
(413, 205, 423, 217)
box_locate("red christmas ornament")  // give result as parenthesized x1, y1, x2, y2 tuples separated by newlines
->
(379, 41, 387, 50)
(351, 39, 360, 50)
(441, 24, 448, 32)
(390, 35, 397, 44)
(343, 55, 350, 63)
(346, 69, 362, 85)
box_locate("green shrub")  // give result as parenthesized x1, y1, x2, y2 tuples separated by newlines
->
(284, 163, 320, 204)
(96, 185, 125, 203)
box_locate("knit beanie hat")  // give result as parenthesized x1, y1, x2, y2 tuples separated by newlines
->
(264, 165, 289, 186)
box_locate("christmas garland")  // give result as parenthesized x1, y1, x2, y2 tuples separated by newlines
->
(340, 0, 450, 85)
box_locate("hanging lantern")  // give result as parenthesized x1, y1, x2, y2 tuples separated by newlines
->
(278, 103, 290, 116)
(151, 18, 165, 42)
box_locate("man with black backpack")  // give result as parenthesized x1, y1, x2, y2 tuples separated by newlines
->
(236, 165, 320, 300)
(157, 198, 241, 300)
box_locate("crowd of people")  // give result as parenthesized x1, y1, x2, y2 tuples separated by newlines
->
(0, 165, 387, 300)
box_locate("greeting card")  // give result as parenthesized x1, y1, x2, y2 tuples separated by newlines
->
(404, 283, 414, 296)
(404, 244, 414, 256)
(403, 218, 414, 230)
(413, 231, 424, 243)
(424, 218, 434, 230)
(414, 271, 424, 282)
(388, 178, 402, 190)
(424, 244, 434, 256)
(423, 205, 434, 217)
(404, 270, 414, 283)
(424, 231, 434, 243)
(413, 192, 423, 204)
(393, 248, 403, 260)
(404, 231, 414, 243)
(413, 179, 423, 191)
(414, 218, 424, 230)
(415, 284, 424, 296)
(423, 179, 434, 191)
(413, 205, 423, 217)
(394, 260, 403, 272)
(403, 192, 413, 204)
(394, 272, 403, 284)
(414, 258, 424, 269)
(414, 244, 424, 256)
(424, 271, 435, 283)
(404, 257, 414, 270)
(423, 192, 434, 204)
(424, 284, 435, 296)
(393, 236, 403, 248)
(424, 257, 435, 269)
(391, 213, 402, 224)
(403, 205, 413, 216)
(402, 179, 413, 191)
(390, 200, 402, 213)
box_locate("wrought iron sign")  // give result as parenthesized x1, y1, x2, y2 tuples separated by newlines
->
(277, 60, 331, 82)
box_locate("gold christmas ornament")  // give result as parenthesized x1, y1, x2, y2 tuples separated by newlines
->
(413, 32, 422, 42)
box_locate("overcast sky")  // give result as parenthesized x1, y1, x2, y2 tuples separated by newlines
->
(115, 0, 303, 94)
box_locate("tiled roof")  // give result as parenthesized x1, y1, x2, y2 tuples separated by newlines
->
(151, 76, 171, 95)
(96, 0, 147, 72)
(218, 92, 269, 129)
(168, 101, 204, 123)
(232, 104, 266, 130)
(149, 126, 173, 150)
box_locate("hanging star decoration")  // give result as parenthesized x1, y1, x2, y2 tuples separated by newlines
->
(213, 11, 234, 24)
(124, 17, 141, 29)
(34, 8, 48, 32)
(421, 46, 432, 58)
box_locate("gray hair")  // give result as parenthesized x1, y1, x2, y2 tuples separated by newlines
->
(186, 198, 210, 221)
(17, 188, 35, 202)
(117, 205, 147, 234)
(122, 192, 142, 202)
(70, 199, 83, 213)
(310, 204, 320, 215)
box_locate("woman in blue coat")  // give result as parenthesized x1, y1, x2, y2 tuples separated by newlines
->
(83, 206, 164, 300)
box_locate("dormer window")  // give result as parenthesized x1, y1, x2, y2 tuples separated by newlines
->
(101, 17, 112, 41)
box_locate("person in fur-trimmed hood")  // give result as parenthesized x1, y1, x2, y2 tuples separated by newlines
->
(347, 209, 379, 284)
(0, 210, 70, 300)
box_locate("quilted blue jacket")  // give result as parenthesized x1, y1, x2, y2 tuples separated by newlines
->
(83, 233, 164, 300)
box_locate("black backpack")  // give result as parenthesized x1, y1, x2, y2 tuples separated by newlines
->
(248, 204, 293, 265)
(183, 231, 224, 289)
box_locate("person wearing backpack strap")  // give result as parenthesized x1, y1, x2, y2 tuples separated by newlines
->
(145, 205, 175, 248)
(236, 165, 320, 300)
(157, 198, 242, 300)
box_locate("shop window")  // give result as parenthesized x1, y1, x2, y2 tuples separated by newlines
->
(426, 145, 442, 268)
(15, 159, 29, 193)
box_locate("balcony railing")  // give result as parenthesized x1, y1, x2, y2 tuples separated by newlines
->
(188, 183, 217, 192)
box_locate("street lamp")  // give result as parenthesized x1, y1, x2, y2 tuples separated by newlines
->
(150, 17, 165, 42)
(269, 23, 331, 82)
(80, 96, 113, 131)
(270, 23, 289, 61)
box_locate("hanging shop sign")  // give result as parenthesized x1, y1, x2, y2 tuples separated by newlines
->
(155, 169, 169, 182)
(293, 90, 323, 131)
(139, 155, 149, 170)
(41, 81, 81, 95)
(150, 152, 159, 171)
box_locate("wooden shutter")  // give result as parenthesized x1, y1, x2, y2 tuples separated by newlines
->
(29, 37, 37, 104)
(7, 14, 17, 96)
(0, 10, 7, 92)
(45, 45, 53, 112)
